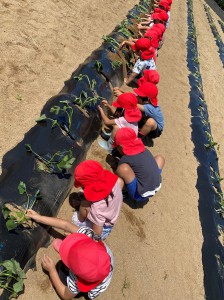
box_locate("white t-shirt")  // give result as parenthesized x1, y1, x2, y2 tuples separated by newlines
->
(67, 226, 114, 299)
(114, 116, 138, 135)
(132, 58, 156, 74)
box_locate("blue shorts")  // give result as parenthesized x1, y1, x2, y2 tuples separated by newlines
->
(126, 168, 162, 202)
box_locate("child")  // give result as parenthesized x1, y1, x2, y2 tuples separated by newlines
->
(113, 69, 160, 97)
(120, 38, 156, 86)
(113, 127, 165, 202)
(134, 82, 164, 139)
(26, 209, 113, 300)
(97, 93, 142, 151)
(72, 160, 124, 240)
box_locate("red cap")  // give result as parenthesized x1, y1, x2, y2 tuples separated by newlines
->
(113, 128, 145, 155)
(151, 11, 169, 22)
(159, 0, 170, 11)
(132, 38, 155, 60)
(112, 93, 142, 122)
(144, 29, 159, 48)
(74, 160, 118, 201)
(132, 38, 151, 52)
(138, 70, 160, 86)
(134, 82, 158, 106)
(59, 233, 110, 292)
(150, 26, 163, 39)
(153, 23, 166, 34)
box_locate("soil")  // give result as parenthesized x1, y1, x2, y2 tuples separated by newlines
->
(1, 0, 224, 299)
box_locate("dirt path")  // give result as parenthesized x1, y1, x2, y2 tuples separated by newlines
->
(1, 0, 224, 299)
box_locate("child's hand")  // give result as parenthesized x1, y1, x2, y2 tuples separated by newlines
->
(101, 99, 108, 106)
(26, 209, 41, 221)
(41, 254, 56, 273)
(119, 41, 126, 49)
(97, 105, 104, 113)
(113, 89, 122, 97)
(124, 78, 128, 85)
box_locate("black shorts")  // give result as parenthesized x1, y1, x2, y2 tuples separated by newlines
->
(147, 127, 162, 139)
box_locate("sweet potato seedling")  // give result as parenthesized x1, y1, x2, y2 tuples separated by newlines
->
(73, 74, 96, 93)
(25, 144, 75, 174)
(111, 60, 122, 70)
(94, 60, 103, 73)
(102, 35, 120, 50)
(0, 258, 26, 299)
(2, 181, 41, 231)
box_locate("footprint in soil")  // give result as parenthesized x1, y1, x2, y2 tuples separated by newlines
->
(122, 206, 146, 241)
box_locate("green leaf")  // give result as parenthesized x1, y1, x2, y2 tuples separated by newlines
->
(50, 106, 60, 115)
(16, 211, 25, 219)
(2, 205, 11, 219)
(36, 114, 47, 122)
(18, 182, 26, 195)
(6, 219, 17, 231)
(13, 279, 24, 293)
(62, 155, 69, 162)
(51, 120, 58, 128)
(60, 100, 70, 105)
(9, 292, 18, 299)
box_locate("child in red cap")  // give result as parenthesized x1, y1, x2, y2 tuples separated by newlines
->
(72, 160, 124, 239)
(97, 93, 142, 151)
(119, 38, 156, 86)
(113, 70, 160, 97)
(113, 127, 165, 202)
(26, 209, 113, 299)
(134, 82, 164, 140)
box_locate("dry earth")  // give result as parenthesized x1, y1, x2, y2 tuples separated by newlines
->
(1, 0, 224, 299)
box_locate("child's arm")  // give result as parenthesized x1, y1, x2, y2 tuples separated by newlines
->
(137, 103, 145, 112)
(41, 254, 76, 300)
(26, 209, 78, 233)
(124, 72, 138, 85)
(101, 99, 117, 114)
(119, 40, 135, 49)
(78, 199, 91, 222)
(98, 105, 116, 126)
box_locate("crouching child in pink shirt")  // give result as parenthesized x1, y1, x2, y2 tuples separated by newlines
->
(72, 160, 124, 240)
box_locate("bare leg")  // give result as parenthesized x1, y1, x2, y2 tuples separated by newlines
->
(117, 177, 124, 190)
(139, 118, 157, 135)
(154, 155, 165, 170)
(116, 163, 135, 184)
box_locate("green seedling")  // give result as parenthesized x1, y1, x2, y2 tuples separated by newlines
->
(73, 74, 96, 92)
(138, 3, 148, 13)
(102, 35, 120, 49)
(193, 56, 200, 64)
(25, 144, 75, 174)
(2, 181, 41, 231)
(118, 20, 132, 38)
(50, 100, 73, 132)
(129, 12, 142, 22)
(111, 60, 122, 70)
(94, 60, 103, 73)
(0, 258, 26, 299)
(204, 131, 218, 150)
(72, 91, 102, 109)
(15, 95, 23, 101)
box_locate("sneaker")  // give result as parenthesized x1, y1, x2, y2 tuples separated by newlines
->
(100, 129, 111, 141)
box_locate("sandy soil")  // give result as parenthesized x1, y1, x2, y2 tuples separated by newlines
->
(1, 0, 224, 299)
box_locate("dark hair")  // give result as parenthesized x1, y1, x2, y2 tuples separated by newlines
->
(113, 107, 124, 118)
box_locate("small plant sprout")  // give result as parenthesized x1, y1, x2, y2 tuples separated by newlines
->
(15, 95, 23, 101)
(138, 3, 148, 13)
(94, 60, 103, 73)
(118, 20, 132, 38)
(2, 181, 41, 231)
(204, 131, 218, 150)
(25, 144, 75, 174)
(193, 56, 200, 64)
(50, 100, 73, 132)
(0, 258, 26, 299)
(73, 74, 96, 92)
(72, 91, 103, 109)
(102, 35, 120, 50)
(129, 12, 141, 22)
(111, 60, 122, 70)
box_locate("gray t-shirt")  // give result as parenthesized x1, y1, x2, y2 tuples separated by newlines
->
(118, 149, 161, 195)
